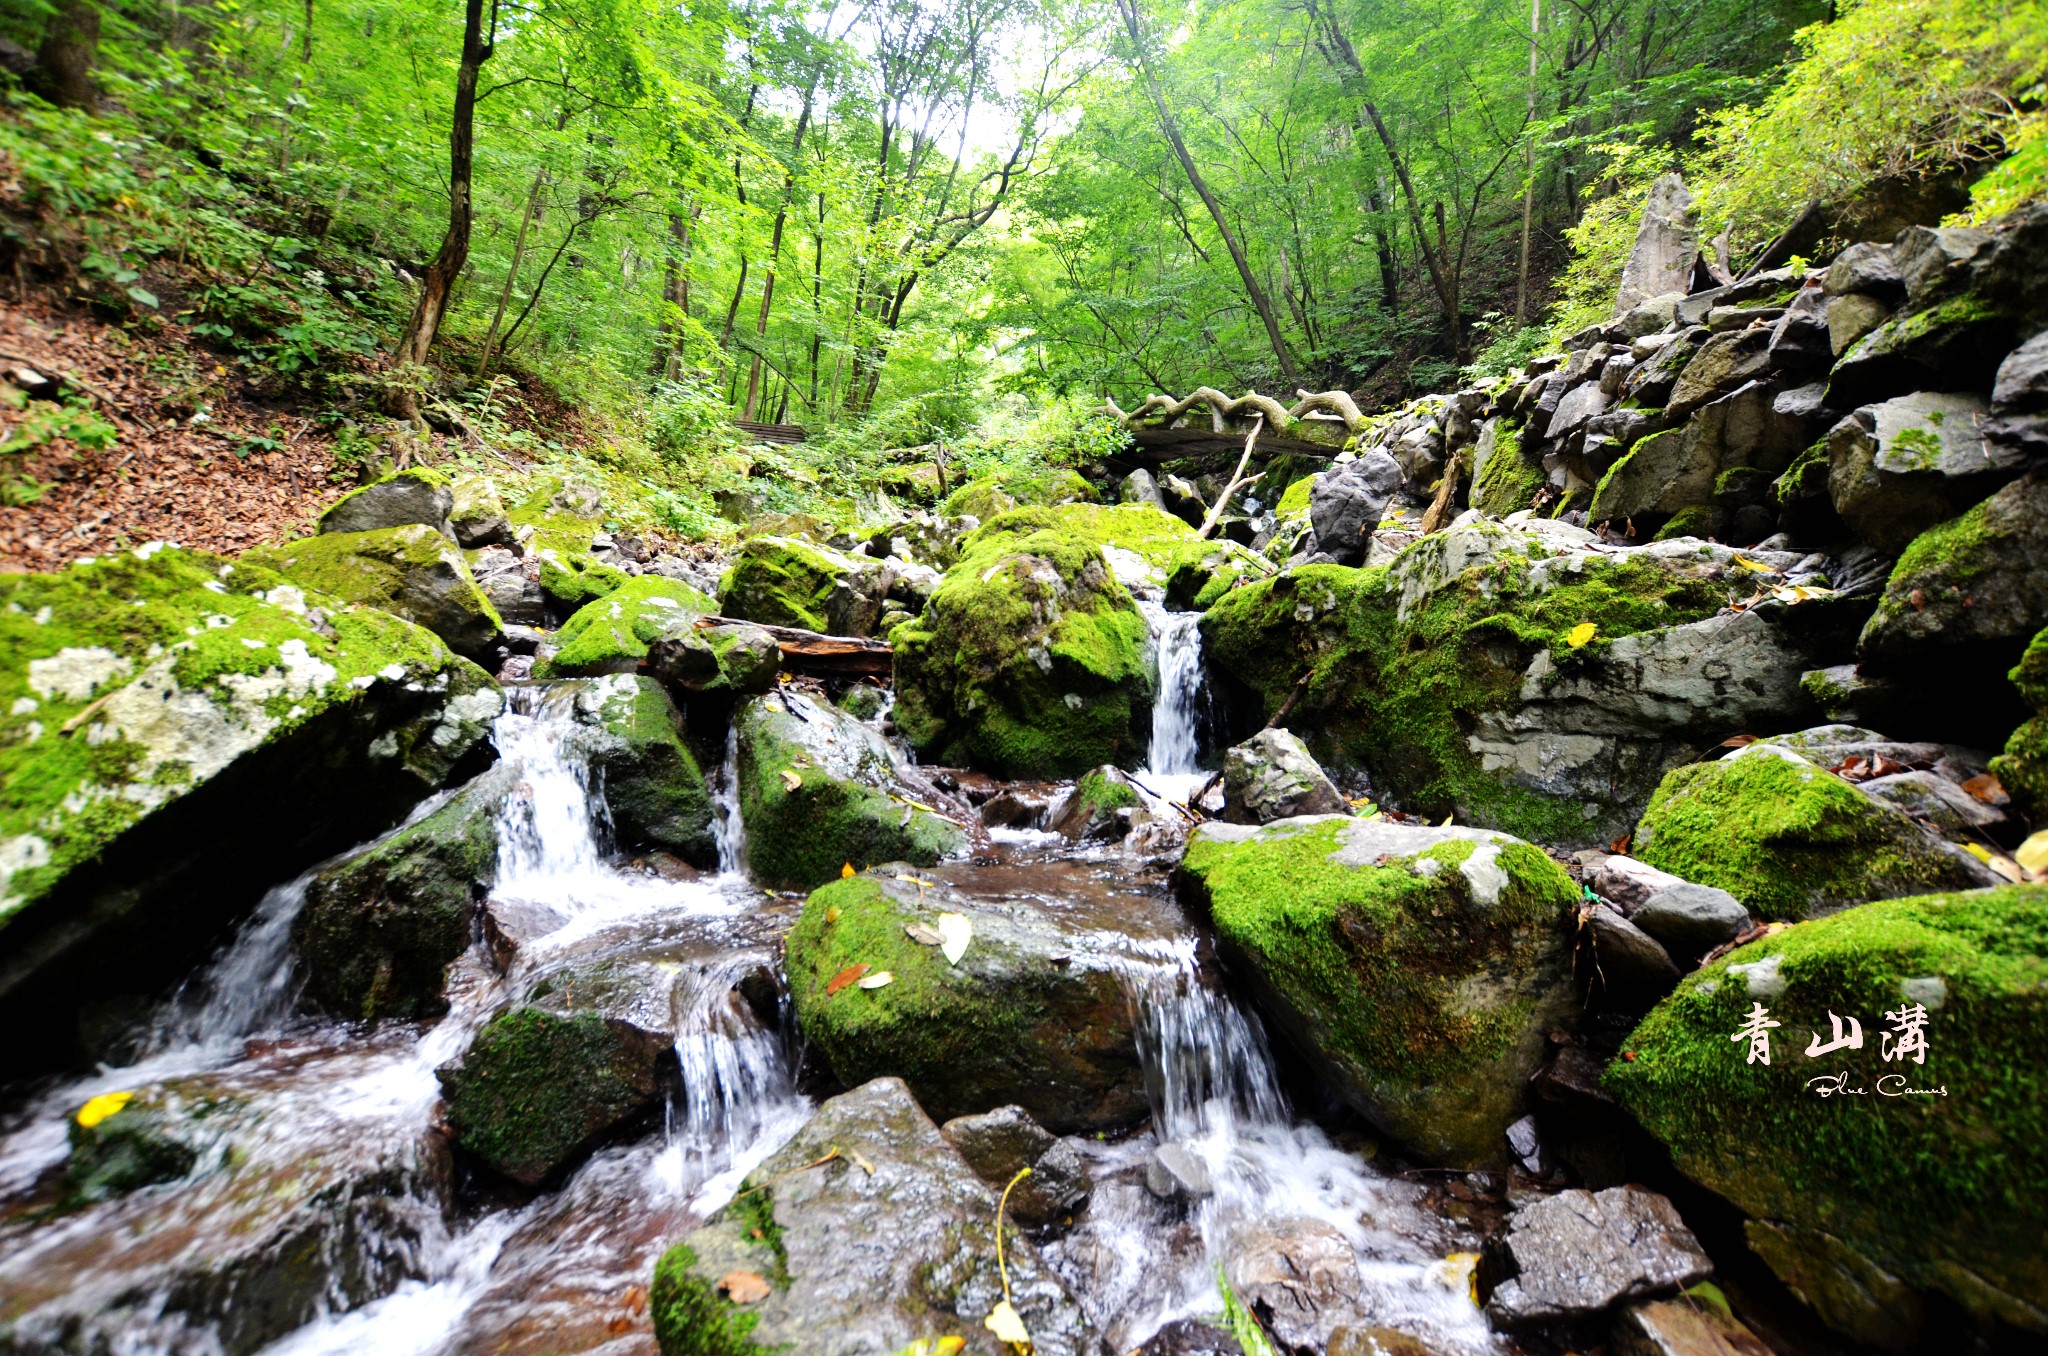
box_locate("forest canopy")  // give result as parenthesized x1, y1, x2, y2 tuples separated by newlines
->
(0, 0, 2041, 525)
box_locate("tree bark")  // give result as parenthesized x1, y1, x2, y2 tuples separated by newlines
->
(477, 165, 548, 380)
(1515, 0, 1541, 324)
(32, 0, 100, 111)
(1117, 0, 1299, 389)
(743, 85, 817, 421)
(391, 0, 497, 418)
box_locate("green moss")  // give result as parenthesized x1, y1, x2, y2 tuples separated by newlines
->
(317, 467, 451, 530)
(717, 535, 858, 633)
(64, 1098, 203, 1205)
(583, 677, 714, 860)
(1179, 819, 1579, 1163)
(0, 545, 480, 920)
(1276, 476, 1315, 517)
(1470, 421, 1544, 518)
(716, 1186, 790, 1287)
(539, 576, 716, 677)
(1633, 748, 1990, 920)
(1606, 885, 2048, 1325)
(1654, 505, 1726, 541)
(650, 1242, 772, 1356)
(937, 469, 1096, 519)
(245, 525, 504, 657)
(1990, 627, 2048, 816)
(1775, 439, 1832, 505)
(438, 1006, 657, 1184)
(507, 494, 627, 611)
(1199, 537, 1727, 842)
(1074, 767, 1140, 815)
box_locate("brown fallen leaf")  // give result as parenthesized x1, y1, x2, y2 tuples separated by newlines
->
(720, 1271, 772, 1304)
(1716, 733, 1756, 749)
(1961, 773, 2010, 806)
(905, 923, 944, 946)
(1609, 832, 1631, 855)
(825, 963, 871, 996)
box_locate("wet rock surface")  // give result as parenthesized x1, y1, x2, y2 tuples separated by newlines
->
(1481, 1185, 1712, 1326)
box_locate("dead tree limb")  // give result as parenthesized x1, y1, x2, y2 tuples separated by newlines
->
(1197, 416, 1264, 539)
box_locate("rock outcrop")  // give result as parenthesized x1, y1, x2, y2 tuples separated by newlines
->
(248, 524, 507, 661)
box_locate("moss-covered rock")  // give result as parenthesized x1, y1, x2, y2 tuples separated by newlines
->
(294, 764, 509, 1021)
(64, 1088, 214, 1205)
(1607, 885, 2048, 1342)
(646, 620, 783, 699)
(436, 1004, 671, 1186)
(890, 508, 1163, 777)
(735, 691, 962, 890)
(246, 524, 505, 660)
(0, 545, 499, 1074)
(719, 534, 889, 636)
(1177, 817, 1581, 1166)
(554, 675, 714, 863)
(937, 468, 1096, 520)
(1632, 742, 1995, 921)
(507, 484, 627, 614)
(536, 576, 717, 678)
(1857, 472, 2048, 663)
(1470, 419, 1546, 518)
(1199, 519, 1842, 846)
(1990, 627, 2048, 816)
(652, 1077, 1098, 1356)
(785, 871, 1147, 1133)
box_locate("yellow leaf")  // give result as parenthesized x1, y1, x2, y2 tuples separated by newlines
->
(1439, 813, 1454, 826)
(859, 970, 895, 989)
(75, 1091, 134, 1129)
(1963, 842, 1994, 864)
(1987, 854, 2025, 883)
(780, 769, 803, 792)
(936, 912, 972, 965)
(935, 1340, 966, 1356)
(2017, 829, 2048, 877)
(984, 1300, 1032, 1346)
(825, 905, 842, 923)
(1732, 555, 1772, 572)
(1566, 622, 1597, 648)
(841, 862, 856, 878)
(851, 1148, 876, 1174)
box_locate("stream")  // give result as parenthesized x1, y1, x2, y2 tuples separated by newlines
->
(0, 608, 1495, 1356)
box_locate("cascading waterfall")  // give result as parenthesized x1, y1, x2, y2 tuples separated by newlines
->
(711, 723, 749, 878)
(1140, 603, 1206, 779)
(655, 962, 809, 1209)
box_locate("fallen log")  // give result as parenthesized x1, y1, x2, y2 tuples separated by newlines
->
(696, 615, 894, 678)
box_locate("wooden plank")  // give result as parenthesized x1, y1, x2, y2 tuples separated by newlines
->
(734, 420, 808, 444)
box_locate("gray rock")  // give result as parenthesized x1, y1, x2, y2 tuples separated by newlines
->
(659, 1078, 1102, 1356)
(1221, 727, 1348, 824)
(1611, 1297, 1774, 1356)
(1986, 328, 2048, 455)
(1583, 902, 1681, 1006)
(1546, 381, 1613, 440)
(1705, 305, 1783, 333)
(1586, 855, 1687, 911)
(1631, 883, 1753, 960)
(1120, 467, 1168, 510)
(1591, 380, 1806, 524)
(1144, 1141, 1214, 1201)
(1823, 242, 1905, 304)
(551, 478, 603, 517)
(1615, 174, 1697, 315)
(469, 545, 545, 627)
(1161, 473, 1208, 528)
(1666, 328, 1775, 420)
(1826, 291, 1894, 356)
(1859, 769, 2007, 834)
(1858, 471, 2048, 657)
(1620, 294, 1684, 338)
(646, 619, 781, 697)
(1623, 326, 1710, 406)
(1226, 1219, 1365, 1351)
(1744, 1219, 1925, 1353)
(1048, 765, 1144, 840)
(941, 1105, 1092, 1225)
(319, 469, 454, 537)
(448, 474, 514, 548)
(1483, 1186, 1714, 1327)
(1310, 450, 1404, 564)
(251, 524, 506, 661)
(1893, 223, 1991, 304)
(1826, 391, 2014, 553)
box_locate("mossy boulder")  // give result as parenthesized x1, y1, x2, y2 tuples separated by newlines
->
(1177, 816, 1581, 1166)
(1470, 419, 1545, 518)
(1990, 627, 2048, 816)
(1858, 471, 2048, 663)
(937, 468, 1096, 519)
(645, 620, 783, 699)
(1607, 885, 2048, 1343)
(785, 869, 1148, 1134)
(719, 535, 888, 636)
(890, 509, 1165, 778)
(536, 576, 718, 678)
(508, 484, 627, 614)
(246, 524, 505, 661)
(1199, 518, 1844, 847)
(652, 1077, 1098, 1356)
(1632, 742, 1996, 921)
(0, 546, 499, 1076)
(64, 1088, 215, 1205)
(734, 691, 963, 890)
(553, 675, 715, 863)
(437, 1004, 672, 1186)
(318, 467, 453, 537)
(294, 764, 509, 1022)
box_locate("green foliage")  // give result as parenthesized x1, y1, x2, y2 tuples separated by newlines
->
(1217, 1268, 1279, 1356)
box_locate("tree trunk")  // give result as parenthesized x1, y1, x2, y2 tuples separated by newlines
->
(657, 208, 696, 381)
(32, 0, 100, 111)
(391, 0, 496, 418)
(1515, 0, 1541, 324)
(477, 167, 547, 380)
(1117, 0, 1298, 389)
(743, 87, 816, 421)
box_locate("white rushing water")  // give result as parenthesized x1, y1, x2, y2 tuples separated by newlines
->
(711, 723, 750, 878)
(1134, 602, 1213, 811)
(1054, 940, 1498, 1354)
(0, 687, 809, 1356)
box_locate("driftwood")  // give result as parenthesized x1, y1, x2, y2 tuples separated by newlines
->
(1418, 450, 1464, 534)
(1103, 386, 1370, 459)
(1197, 416, 1265, 539)
(697, 615, 893, 678)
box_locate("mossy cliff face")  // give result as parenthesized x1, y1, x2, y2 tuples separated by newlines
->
(536, 576, 716, 678)
(785, 872, 1147, 1134)
(735, 692, 964, 891)
(1990, 627, 2048, 816)
(246, 524, 506, 661)
(1632, 743, 1994, 921)
(653, 1076, 1098, 1356)
(0, 545, 499, 1072)
(1607, 885, 2048, 1344)
(719, 534, 870, 634)
(436, 1004, 670, 1186)
(1198, 519, 1824, 846)
(890, 509, 1157, 777)
(552, 675, 715, 864)
(293, 764, 510, 1022)
(1176, 816, 1581, 1166)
